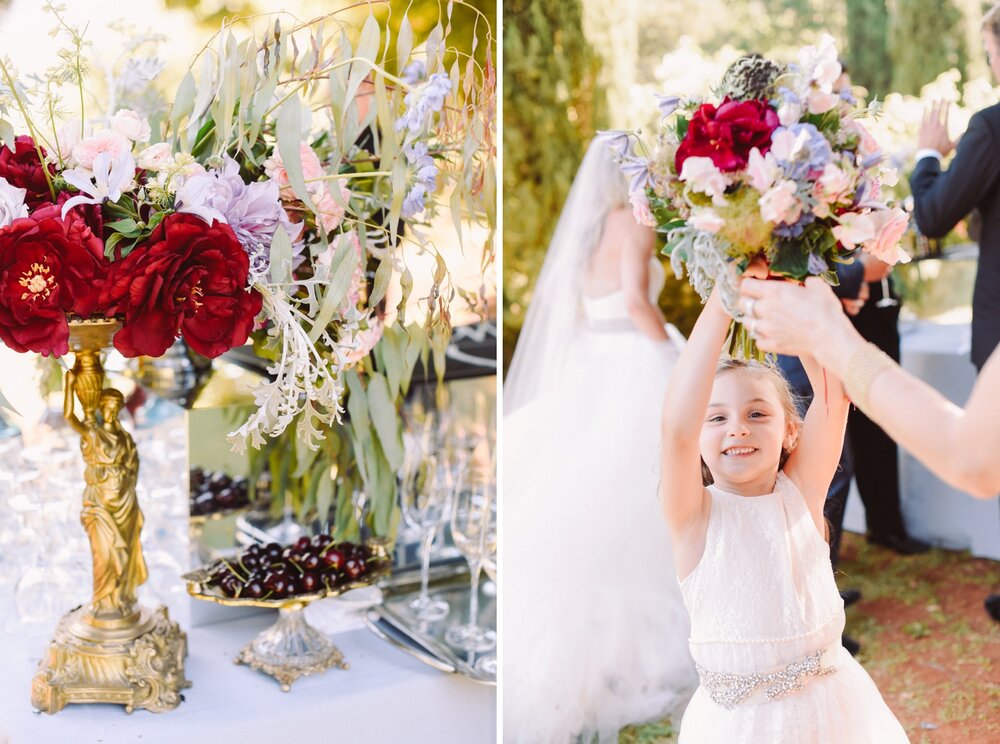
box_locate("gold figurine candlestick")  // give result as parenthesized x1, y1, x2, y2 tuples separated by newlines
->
(31, 319, 191, 714)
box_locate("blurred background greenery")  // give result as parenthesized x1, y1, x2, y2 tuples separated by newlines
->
(502, 0, 997, 372)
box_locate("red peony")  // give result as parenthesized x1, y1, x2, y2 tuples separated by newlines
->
(100, 213, 263, 359)
(674, 98, 780, 174)
(0, 216, 110, 356)
(0, 136, 56, 209)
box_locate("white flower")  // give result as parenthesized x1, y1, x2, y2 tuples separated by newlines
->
(0, 177, 28, 227)
(136, 142, 172, 171)
(110, 109, 151, 142)
(688, 207, 724, 234)
(759, 180, 802, 225)
(831, 211, 875, 250)
(777, 97, 804, 126)
(61, 150, 137, 218)
(746, 147, 779, 192)
(56, 120, 81, 165)
(798, 34, 841, 89)
(679, 156, 729, 205)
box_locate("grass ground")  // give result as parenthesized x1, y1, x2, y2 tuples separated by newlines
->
(619, 532, 1000, 743)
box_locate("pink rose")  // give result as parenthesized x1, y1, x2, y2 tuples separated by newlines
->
(110, 109, 151, 142)
(71, 131, 131, 171)
(865, 207, 910, 265)
(345, 317, 384, 364)
(136, 142, 172, 171)
(758, 180, 802, 224)
(263, 143, 325, 199)
(313, 183, 351, 234)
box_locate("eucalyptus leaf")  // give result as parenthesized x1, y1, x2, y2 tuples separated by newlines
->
(276, 96, 316, 212)
(169, 71, 196, 147)
(270, 225, 294, 285)
(0, 384, 21, 416)
(396, 15, 413, 70)
(0, 119, 15, 152)
(368, 255, 393, 309)
(308, 236, 357, 343)
(380, 325, 405, 399)
(367, 372, 404, 470)
(315, 469, 335, 526)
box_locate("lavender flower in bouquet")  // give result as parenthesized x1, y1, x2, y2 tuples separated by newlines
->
(599, 35, 908, 358)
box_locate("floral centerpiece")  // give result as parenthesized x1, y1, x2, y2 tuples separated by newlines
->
(599, 35, 906, 357)
(0, 3, 495, 539)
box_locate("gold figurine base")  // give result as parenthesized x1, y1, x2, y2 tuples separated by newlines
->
(31, 604, 191, 714)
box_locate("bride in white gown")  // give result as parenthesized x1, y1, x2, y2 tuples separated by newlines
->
(504, 140, 697, 743)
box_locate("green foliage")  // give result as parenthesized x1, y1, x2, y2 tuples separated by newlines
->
(845, 0, 892, 98)
(889, 0, 968, 94)
(502, 0, 605, 371)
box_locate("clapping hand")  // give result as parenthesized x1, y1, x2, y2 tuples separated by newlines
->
(918, 100, 955, 158)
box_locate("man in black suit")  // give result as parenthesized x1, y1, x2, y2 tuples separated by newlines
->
(909, 2, 1000, 621)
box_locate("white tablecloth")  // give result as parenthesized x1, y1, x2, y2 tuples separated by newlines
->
(842, 319, 1000, 560)
(0, 597, 496, 744)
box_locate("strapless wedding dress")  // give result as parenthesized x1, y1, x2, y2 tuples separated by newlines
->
(504, 259, 698, 743)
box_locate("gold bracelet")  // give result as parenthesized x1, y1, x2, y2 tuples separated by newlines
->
(844, 342, 896, 415)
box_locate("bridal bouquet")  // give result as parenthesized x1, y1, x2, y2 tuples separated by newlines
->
(599, 35, 907, 356)
(0, 3, 495, 538)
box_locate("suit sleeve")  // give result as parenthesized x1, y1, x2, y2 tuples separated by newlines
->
(909, 111, 1000, 238)
(832, 260, 864, 299)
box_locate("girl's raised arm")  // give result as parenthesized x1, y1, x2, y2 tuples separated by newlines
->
(782, 353, 850, 517)
(660, 288, 730, 533)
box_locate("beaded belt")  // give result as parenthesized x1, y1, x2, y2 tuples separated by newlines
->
(695, 645, 837, 710)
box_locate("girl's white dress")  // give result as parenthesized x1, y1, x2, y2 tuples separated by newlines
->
(504, 259, 698, 743)
(678, 471, 909, 742)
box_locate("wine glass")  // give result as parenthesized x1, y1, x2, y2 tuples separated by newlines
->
(399, 451, 451, 622)
(876, 275, 899, 308)
(445, 478, 496, 652)
(474, 526, 498, 675)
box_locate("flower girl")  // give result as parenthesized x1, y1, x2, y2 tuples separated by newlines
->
(660, 280, 909, 742)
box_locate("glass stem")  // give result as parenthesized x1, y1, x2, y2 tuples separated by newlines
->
(419, 528, 435, 602)
(468, 561, 482, 626)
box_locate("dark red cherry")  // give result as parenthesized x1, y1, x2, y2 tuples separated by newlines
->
(320, 547, 345, 571)
(294, 536, 312, 553)
(344, 558, 366, 580)
(301, 553, 321, 571)
(299, 572, 320, 593)
(265, 543, 283, 561)
(244, 580, 265, 598)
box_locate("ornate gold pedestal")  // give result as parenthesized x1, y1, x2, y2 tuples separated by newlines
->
(31, 319, 191, 714)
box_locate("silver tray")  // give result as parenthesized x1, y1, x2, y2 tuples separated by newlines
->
(366, 561, 496, 685)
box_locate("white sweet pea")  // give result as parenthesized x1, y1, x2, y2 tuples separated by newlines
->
(746, 147, 779, 192)
(770, 128, 809, 163)
(110, 109, 151, 143)
(814, 162, 854, 204)
(688, 207, 725, 234)
(679, 156, 729, 205)
(807, 89, 840, 114)
(831, 211, 876, 250)
(61, 150, 136, 218)
(777, 98, 804, 126)
(0, 177, 28, 227)
(759, 180, 803, 225)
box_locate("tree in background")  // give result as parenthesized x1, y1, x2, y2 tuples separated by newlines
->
(503, 0, 605, 371)
(846, 0, 892, 97)
(890, 0, 968, 94)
